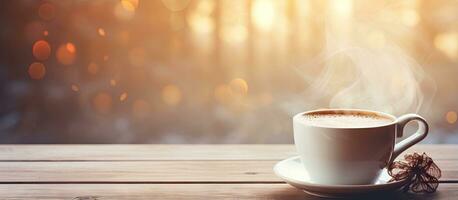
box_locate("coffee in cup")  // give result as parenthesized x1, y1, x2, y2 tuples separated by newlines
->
(293, 109, 428, 185)
(299, 112, 393, 128)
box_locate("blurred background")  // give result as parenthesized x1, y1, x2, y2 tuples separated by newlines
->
(0, 0, 457, 144)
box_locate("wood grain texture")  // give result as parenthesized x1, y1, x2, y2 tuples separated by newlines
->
(0, 184, 456, 200)
(0, 144, 455, 161)
(0, 160, 456, 183)
(0, 145, 456, 199)
(0, 145, 296, 161)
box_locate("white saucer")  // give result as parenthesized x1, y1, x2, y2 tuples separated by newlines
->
(273, 156, 409, 198)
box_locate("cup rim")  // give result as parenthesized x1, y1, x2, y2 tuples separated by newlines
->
(293, 108, 397, 129)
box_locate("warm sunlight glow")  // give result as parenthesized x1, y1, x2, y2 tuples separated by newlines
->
(121, 0, 137, 11)
(252, 0, 276, 31)
(187, 0, 214, 35)
(434, 32, 458, 61)
(188, 15, 214, 35)
(401, 9, 420, 27)
(6, 0, 458, 145)
(329, 0, 353, 18)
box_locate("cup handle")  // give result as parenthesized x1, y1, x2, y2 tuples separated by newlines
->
(389, 114, 429, 164)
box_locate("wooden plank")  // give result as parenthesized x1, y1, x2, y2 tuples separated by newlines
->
(0, 145, 296, 161)
(0, 160, 456, 183)
(0, 161, 276, 183)
(0, 144, 455, 161)
(0, 183, 456, 200)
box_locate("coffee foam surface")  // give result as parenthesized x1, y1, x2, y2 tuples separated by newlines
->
(299, 113, 393, 128)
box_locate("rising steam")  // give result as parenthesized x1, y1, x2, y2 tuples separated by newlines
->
(291, 23, 435, 116)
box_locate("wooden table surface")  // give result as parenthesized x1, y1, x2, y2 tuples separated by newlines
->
(0, 144, 456, 199)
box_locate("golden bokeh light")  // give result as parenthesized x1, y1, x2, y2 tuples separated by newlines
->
(32, 40, 51, 61)
(401, 9, 420, 27)
(252, 0, 276, 31)
(446, 111, 458, 124)
(329, 0, 353, 18)
(229, 78, 248, 96)
(219, 1, 248, 44)
(28, 62, 46, 80)
(132, 99, 151, 119)
(87, 62, 99, 75)
(110, 79, 117, 86)
(66, 43, 76, 53)
(38, 2, 55, 20)
(130, 0, 140, 8)
(187, 0, 215, 35)
(162, 84, 182, 106)
(5, 0, 458, 145)
(71, 84, 79, 92)
(434, 32, 458, 61)
(114, 1, 136, 21)
(214, 79, 249, 104)
(56, 43, 76, 65)
(121, 0, 139, 11)
(161, 0, 190, 12)
(98, 28, 106, 36)
(188, 14, 214, 35)
(120, 92, 128, 101)
(92, 92, 113, 114)
(193, 0, 214, 15)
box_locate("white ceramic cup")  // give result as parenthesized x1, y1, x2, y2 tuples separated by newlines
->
(293, 109, 428, 185)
